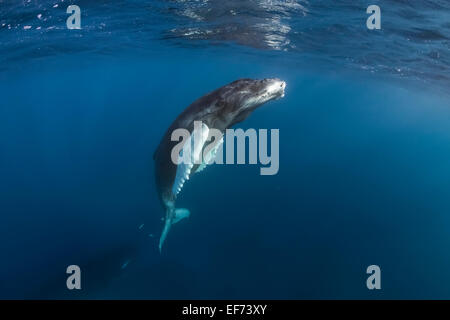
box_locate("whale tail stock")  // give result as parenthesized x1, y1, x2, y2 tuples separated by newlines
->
(158, 207, 191, 252)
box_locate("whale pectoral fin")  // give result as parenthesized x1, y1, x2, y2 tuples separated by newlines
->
(173, 208, 190, 224)
(158, 208, 191, 252)
(195, 135, 223, 174)
(172, 122, 210, 196)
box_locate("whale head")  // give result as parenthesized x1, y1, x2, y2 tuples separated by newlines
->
(237, 78, 286, 107)
(222, 78, 286, 124)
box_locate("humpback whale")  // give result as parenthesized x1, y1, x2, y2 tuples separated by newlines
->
(153, 78, 286, 251)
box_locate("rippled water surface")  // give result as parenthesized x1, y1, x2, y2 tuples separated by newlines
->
(1, 0, 450, 90)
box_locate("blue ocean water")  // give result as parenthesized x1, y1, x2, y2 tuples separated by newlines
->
(0, 0, 450, 299)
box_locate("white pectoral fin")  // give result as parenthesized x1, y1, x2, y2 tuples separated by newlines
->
(172, 122, 210, 196)
(196, 135, 223, 174)
(172, 159, 193, 196)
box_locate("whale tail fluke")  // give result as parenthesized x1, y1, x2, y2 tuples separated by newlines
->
(158, 208, 191, 252)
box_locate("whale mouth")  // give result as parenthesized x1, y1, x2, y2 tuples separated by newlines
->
(261, 79, 286, 101)
(240, 78, 286, 109)
(267, 79, 286, 93)
(272, 80, 286, 98)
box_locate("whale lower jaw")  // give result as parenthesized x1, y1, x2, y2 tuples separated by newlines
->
(244, 83, 286, 108)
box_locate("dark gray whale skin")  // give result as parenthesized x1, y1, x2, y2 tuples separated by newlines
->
(153, 78, 286, 250)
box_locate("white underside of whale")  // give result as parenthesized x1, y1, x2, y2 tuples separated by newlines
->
(159, 123, 223, 251)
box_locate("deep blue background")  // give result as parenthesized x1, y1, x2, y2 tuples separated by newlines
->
(1, 0, 450, 299)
